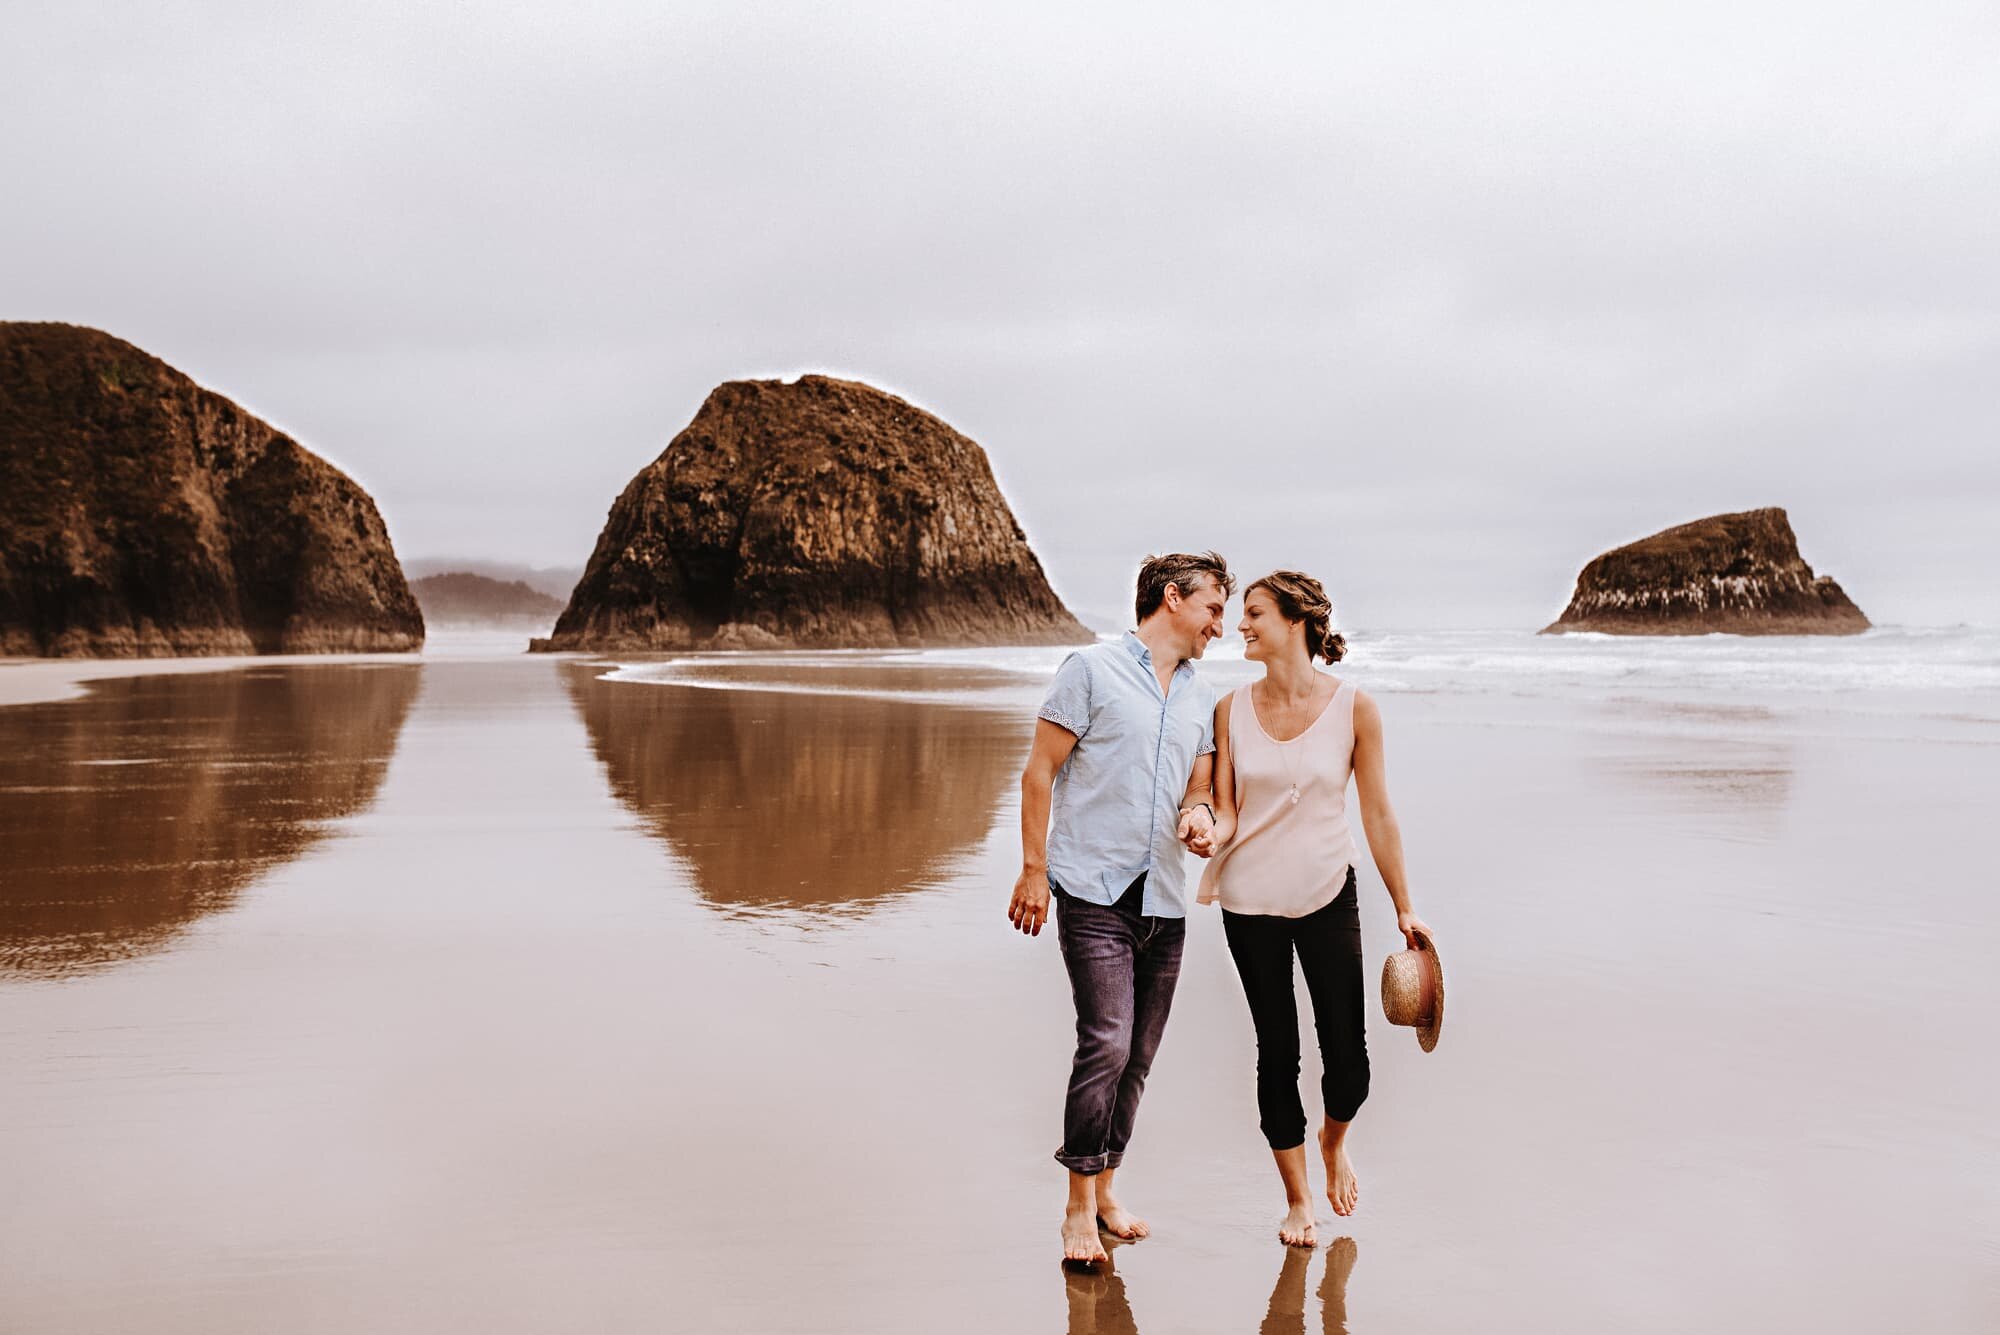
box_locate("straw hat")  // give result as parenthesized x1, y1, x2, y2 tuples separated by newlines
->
(1380, 929, 1444, 1052)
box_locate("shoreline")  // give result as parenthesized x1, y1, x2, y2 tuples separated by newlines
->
(0, 654, 410, 709)
(0, 631, 562, 709)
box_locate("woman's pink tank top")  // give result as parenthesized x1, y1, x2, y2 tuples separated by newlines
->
(1197, 678, 1358, 917)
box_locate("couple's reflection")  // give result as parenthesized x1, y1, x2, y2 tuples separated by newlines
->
(1061, 1237, 1356, 1335)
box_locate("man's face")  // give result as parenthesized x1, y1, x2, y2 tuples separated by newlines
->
(1168, 575, 1230, 659)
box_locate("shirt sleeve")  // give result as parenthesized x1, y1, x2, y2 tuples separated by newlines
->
(1195, 688, 1217, 757)
(1036, 652, 1092, 738)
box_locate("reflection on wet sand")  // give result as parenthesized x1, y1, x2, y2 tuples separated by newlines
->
(1260, 1238, 1357, 1335)
(1597, 739, 1797, 840)
(1590, 696, 1797, 834)
(1060, 1237, 1358, 1334)
(1064, 1249, 1140, 1335)
(0, 665, 419, 977)
(562, 663, 1025, 916)
(1610, 756, 1795, 809)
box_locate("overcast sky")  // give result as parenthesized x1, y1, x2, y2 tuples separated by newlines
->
(6, 1, 1995, 627)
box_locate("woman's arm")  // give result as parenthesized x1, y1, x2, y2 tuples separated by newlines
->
(1178, 750, 1215, 825)
(1352, 690, 1433, 947)
(1184, 692, 1236, 856)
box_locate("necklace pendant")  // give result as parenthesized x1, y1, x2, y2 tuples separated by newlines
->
(1288, 784, 1300, 805)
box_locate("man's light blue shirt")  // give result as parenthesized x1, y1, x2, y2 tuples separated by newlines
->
(1037, 631, 1217, 918)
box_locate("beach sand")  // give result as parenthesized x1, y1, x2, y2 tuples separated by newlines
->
(0, 643, 1995, 1332)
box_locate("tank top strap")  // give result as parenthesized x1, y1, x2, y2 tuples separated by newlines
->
(1227, 684, 1252, 739)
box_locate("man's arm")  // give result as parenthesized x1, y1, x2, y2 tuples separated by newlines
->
(1008, 718, 1080, 937)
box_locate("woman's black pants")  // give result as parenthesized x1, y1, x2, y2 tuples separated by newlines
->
(1221, 868, 1370, 1150)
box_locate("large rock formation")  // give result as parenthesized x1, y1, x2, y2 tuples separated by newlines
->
(0, 323, 423, 656)
(410, 571, 564, 626)
(1543, 507, 1869, 636)
(535, 375, 1089, 650)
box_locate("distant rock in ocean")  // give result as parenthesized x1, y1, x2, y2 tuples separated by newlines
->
(410, 572, 564, 626)
(1543, 507, 1869, 636)
(534, 375, 1090, 651)
(403, 557, 582, 603)
(0, 323, 423, 657)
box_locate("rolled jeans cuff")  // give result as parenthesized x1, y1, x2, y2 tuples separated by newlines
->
(1052, 1147, 1124, 1175)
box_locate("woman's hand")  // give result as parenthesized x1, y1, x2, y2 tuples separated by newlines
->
(1396, 909, 1434, 951)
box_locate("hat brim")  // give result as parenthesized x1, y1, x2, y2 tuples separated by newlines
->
(1415, 930, 1443, 1053)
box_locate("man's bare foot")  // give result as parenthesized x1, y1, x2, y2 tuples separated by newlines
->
(1063, 1207, 1108, 1264)
(1094, 1196, 1149, 1240)
(1278, 1201, 1317, 1247)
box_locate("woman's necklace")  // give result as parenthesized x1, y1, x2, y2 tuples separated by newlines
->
(1280, 741, 1304, 806)
(1257, 680, 1310, 806)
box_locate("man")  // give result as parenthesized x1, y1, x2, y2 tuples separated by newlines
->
(1008, 551, 1235, 1265)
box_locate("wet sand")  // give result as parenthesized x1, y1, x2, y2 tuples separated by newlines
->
(1, 650, 1996, 1332)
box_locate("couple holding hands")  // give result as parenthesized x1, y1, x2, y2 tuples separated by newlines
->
(1007, 552, 1440, 1264)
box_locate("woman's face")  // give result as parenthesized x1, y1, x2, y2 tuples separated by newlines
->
(1238, 588, 1300, 663)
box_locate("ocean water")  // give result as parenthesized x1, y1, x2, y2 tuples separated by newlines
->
(601, 625, 2000, 742)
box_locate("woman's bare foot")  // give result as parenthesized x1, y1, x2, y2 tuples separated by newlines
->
(1321, 1124, 1359, 1216)
(1063, 1206, 1108, 1264)
(1278, 1201, 1317, 1247)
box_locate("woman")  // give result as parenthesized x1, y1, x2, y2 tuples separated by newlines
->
(1184, 571, 1432, 1247)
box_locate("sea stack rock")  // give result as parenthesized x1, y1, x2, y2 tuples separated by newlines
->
(535, 375, 1090, 650)
(0, 323, 423, 657)
(1542, 507, 1869, 636)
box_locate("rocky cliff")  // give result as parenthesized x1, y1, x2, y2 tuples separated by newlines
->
(534, 375, 1089, 650)
(1542, 507, 1869, 636)
(0, 323, 423, 656)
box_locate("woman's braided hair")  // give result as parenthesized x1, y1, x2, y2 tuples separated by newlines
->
(1246, 570, 1346, 664)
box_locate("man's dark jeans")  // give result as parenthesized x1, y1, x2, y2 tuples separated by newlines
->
(1052, 874, 1186, 1176)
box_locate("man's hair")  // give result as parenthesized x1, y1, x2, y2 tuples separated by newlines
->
(1134, 551, 1236, 623)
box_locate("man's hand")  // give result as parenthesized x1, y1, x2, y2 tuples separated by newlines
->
(1185, 813, 1233, 859)
(1008, 866, 1052, 936)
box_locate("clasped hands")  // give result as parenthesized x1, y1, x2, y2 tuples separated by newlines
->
(1176, 803, 1231, 858)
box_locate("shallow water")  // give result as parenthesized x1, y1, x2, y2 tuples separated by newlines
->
(1, 645, 1995, 1332)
